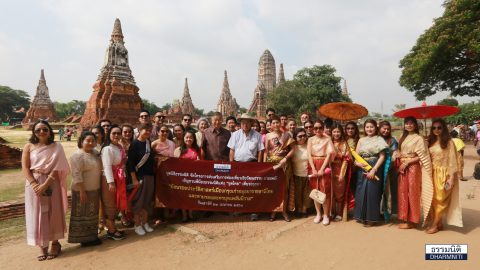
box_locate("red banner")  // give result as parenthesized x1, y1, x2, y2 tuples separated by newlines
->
(156, 158, 285, 212)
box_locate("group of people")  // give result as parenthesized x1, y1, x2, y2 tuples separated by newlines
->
(22, 108, 464, 261)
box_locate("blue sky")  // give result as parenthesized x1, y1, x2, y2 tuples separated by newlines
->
(0, 0, 476, 114)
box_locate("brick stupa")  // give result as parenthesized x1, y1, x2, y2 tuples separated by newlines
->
(217, 70, 239, 118)
(22, 69, 58, 128)
(80, 18, 143, 129)
(248, 49, 276, 118)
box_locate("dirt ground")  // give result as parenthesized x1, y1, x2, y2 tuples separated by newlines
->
(0, 143, 479, 270)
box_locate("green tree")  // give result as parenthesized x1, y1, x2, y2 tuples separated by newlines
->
(194, 108, 204, 117)
(54, 100, 86, 119)
(437, 97, 459, 106)
(0, 85, 30, 122)
(399, 0, 480, 100)
(446, 101, 480, 124)
(142, 99, 161, 114)
(268, 65, 350, 118)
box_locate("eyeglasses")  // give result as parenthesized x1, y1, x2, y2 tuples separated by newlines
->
(140, 114, 149, 118)
(183, 118, 192, 122)
(304, 125, 313, 129)
(432, 126, 442, 130)
(160, 130, 168, 133)
(313, 126, 324, 131)
(34, 127, 49, 134)
(111, 132, 121, 135)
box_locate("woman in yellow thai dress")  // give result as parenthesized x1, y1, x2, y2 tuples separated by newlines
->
(264, 115, 295, 222)
(426, 119, 463, 234)
(396, 117, 433, 229)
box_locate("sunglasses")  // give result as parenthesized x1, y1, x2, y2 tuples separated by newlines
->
(183, 118, 192, 122)
(140, 115, 149, 118)
(160, 130, 168, 133)
(34, 127, 49, 134)
(156, 115, 165, 119)
(432, 126, 442, 130)
(304, 125, 313, 129)
(111, 132, 121, 135)
(267, 114, 274, 117)
(313, 126, 324, 131)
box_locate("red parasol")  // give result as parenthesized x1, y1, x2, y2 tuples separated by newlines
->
(393, 101, 460, 119)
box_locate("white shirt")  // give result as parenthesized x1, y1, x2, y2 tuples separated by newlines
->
(227, 129, 264, 162)
(101, 144, 123, 183)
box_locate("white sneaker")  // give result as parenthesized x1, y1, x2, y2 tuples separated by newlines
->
(135, 225, 146, 236)
(313, 216, 321, 224)
(322, 215, 330, 226)
(143, 223, 154, 233)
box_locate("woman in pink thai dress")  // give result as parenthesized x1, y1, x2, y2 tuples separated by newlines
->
(22, 120, 70, 261)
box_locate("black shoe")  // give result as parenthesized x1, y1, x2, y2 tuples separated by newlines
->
(106, 230, 126, 240)
(81, 238, 102, 247)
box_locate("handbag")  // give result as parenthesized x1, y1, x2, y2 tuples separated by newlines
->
(309, 169, 329, 204)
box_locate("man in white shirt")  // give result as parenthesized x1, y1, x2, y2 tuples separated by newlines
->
(227, 113, 264, 221)
(228, 114, 264, 162)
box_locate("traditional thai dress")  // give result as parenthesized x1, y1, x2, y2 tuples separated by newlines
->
(347, 137, 359, 205)
(332, 140, 351, 217)
(101, 144, 128, 219)
(68, 149, 101, 243)
(292, 144, 311, 211)
(307, 135, 334, 206)
(153, 139, 175, 207)
(353, 136, 388, 223)
(265, 132, 296, 212)
(429, 140, 463, 227)
(397, 134, 433, 225)
(381, 137, 398, 221)
(25, 143, 70, 247)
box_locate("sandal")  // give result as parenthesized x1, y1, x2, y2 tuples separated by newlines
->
(47, 242, 61, 260)
(37, 247, 48, 261)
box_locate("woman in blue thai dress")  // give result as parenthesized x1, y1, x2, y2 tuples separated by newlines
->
(353, 119, 388, 225)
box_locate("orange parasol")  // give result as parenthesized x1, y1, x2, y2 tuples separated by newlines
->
(318, 102, 369, 121)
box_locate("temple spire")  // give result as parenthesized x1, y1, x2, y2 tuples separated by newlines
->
(183, 77, 191, 98)
(40, 69, 45, 82)
(342, 79, 349, 97)
(278, 63, 285, 85)
(111, 18, 124, 42)
(223, 70, 229, 89)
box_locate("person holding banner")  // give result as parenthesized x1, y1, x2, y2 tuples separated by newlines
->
(128, 123, 155, 236)
(331, 124, 351, 222)
(174, 130, 203, 222)
(228, 113, 265, 221)
(203, 112, 231, 161)
(101, 125, 127, 240)
(353, 119, 388, 226)
(292, 128, 311, 218)
(264, 115, 296, 222)
(307, 120, 334, 225)
(173, 124, 185, 148)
